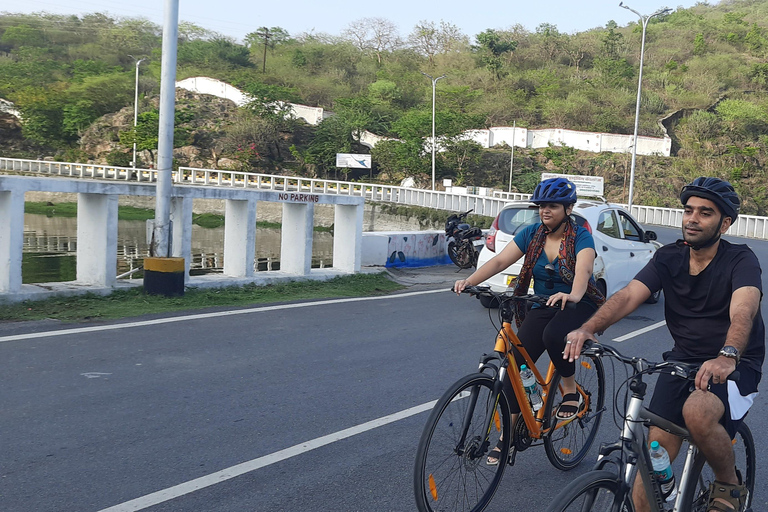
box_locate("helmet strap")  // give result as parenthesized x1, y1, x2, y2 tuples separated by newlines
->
(543, 215, 569, 235)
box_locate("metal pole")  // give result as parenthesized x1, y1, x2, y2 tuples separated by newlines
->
(129, 56, 146, 169)
(509, 121, 515, 194)
(153, 0, 179, 258)
(421, 72, 445, 191)
(620, 2, 670, 212)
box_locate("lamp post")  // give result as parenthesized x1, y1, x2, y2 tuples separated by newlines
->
(129, 55, 147, 168)
(620, 2, 670, 212)
(421, 72, 446, 191)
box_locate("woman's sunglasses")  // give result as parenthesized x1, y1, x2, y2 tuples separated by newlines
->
(544, 263, 556, 289)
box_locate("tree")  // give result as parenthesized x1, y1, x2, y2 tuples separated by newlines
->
(408, 20, 468, 64)
(342, 17, 401, 64)
(119, 110, 160, 166)
(474, 29, 517, 79)
(535, 23, 564, 61)
(14, 86, 69, 146)
(244, 27, 290, 72)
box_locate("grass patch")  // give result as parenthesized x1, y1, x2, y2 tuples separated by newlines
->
(0, 272, 404, 322)
(192, 213, 225, 228)
(25, 201, 155, 221)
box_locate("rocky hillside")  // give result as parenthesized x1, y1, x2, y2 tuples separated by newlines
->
(79, 89, 241, 169)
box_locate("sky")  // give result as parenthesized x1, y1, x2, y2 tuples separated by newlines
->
(2, 0, 714, 43)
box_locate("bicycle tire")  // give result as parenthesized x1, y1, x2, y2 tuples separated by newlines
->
(414, 373, 511, 512)
(545, 470, 635, 512)
(684, 422, 755, 512)
(543, 353, 606, 470)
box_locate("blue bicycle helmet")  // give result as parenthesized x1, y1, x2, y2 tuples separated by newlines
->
(532, 177, 578, 205)
(680, 177, 740, 221)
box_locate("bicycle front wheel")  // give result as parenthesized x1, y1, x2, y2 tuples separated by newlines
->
(685, 422, 755, 512)
(545, 470, 634, 512)
(543, 353, 605, 470)
(414, 373, 511, 512)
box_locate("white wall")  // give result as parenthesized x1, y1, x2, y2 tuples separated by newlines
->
(175, 77, 671, 157)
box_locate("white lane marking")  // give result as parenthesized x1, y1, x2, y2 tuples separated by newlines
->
(96, 400, 439, 512)
(81, 372, 112, 379)
(612, 320, 667, 342)
(0, 289, 446, 343)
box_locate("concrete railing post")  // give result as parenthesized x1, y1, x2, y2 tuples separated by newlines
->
(223, 198, 257, 277)
(333, 203, 363, 272)
(170, 196, 193, 282)
(281, 202, 313, 275)
(0, 190, 24, 293)
(76, 193, 118, 286)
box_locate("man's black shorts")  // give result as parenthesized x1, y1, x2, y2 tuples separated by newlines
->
(648, 361, 760, 439)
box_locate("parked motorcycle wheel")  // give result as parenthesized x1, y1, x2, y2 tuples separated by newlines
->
(448, 240, 476, 269)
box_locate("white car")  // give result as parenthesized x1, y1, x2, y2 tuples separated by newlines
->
(476, 199, 662, 308)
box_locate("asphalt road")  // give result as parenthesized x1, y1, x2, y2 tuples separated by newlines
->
(2, 226, 767, 512)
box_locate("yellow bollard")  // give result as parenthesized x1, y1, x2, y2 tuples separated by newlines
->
(143, 257, 185, 297)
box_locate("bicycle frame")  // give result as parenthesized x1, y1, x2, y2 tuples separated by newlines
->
(491, 319, 592, 439)
(592, 373, 714, 512)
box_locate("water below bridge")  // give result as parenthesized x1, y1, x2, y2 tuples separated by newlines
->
(22, 213, 334, 284)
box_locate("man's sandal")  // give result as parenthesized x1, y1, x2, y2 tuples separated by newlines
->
(555, 392, 585, 421)
(706, 479, 747, 512)
(486, 440, 504, 466)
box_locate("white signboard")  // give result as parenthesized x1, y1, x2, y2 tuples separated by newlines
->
(336, 153, 372, 169)
(541, 173, 604, 197)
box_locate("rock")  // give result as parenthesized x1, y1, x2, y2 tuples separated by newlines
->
(216, 158, 238, 170)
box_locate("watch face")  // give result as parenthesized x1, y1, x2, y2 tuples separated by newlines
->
(720, 346, 739, 357)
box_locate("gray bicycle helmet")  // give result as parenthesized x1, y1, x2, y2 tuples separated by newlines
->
(680, 177, 740, 221)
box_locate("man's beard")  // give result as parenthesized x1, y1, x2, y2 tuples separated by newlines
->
(682, 222, 720, 248)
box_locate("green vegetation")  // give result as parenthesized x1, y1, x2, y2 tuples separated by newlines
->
(0, 272, 404, 322)
(25, 201, 155, 220)
(378, 203, 493, 229)
(2, 3, 768, 213)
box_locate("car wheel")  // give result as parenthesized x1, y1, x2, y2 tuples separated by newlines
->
(479, 294, 500, 309)
(645, 288, 661, 304)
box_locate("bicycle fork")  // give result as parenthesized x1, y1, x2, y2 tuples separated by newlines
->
(455, 368, 507, 462)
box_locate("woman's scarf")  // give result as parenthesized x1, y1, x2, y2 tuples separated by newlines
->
(512, 218, 606, 327)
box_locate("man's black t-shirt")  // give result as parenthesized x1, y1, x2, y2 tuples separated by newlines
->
(634, 239, 765, 372)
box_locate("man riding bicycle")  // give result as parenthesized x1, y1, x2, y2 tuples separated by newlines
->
(565, 177, 764, 512)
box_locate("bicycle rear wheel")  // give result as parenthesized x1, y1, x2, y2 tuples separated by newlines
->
(545, 470, 634, 512)
(414, 373, 511, 512)
(543, 353, 605, 470)
(685, 422, 755, 512)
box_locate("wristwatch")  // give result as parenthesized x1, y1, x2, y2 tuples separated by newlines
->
(718, 346, 740, 365)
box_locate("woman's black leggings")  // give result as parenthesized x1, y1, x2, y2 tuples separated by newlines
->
(504, 301, 596, 414)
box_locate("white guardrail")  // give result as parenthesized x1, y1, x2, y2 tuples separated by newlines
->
(2, 157, 767, 240)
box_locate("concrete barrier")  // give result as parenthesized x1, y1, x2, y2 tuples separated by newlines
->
(0, 175, 364, 303)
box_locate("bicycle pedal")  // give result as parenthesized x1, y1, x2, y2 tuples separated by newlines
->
(506, 448, 517, 466)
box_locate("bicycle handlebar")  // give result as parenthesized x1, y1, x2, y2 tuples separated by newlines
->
(581, 339, 740, 382)
(454, 285, 577, 310)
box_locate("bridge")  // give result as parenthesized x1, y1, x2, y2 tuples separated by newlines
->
(2, 156, 768, 302)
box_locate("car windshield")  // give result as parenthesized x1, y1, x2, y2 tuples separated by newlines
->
(498, 206, 540, 235)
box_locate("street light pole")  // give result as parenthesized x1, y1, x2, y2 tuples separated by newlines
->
(620, 2, 670, 212)
(509, 120, 516, 194)
(421, 72, 445, 191)
(129, 55, 147, 168)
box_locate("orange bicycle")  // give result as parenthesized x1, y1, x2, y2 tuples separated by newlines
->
(414, 286, 606, 512)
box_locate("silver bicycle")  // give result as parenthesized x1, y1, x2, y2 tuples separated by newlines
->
(545, 341, 755, 512)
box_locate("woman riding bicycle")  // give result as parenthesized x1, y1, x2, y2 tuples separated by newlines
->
(454, 176, 605, 464)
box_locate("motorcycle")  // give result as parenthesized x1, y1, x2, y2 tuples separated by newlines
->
(444, 209, 483, 270)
